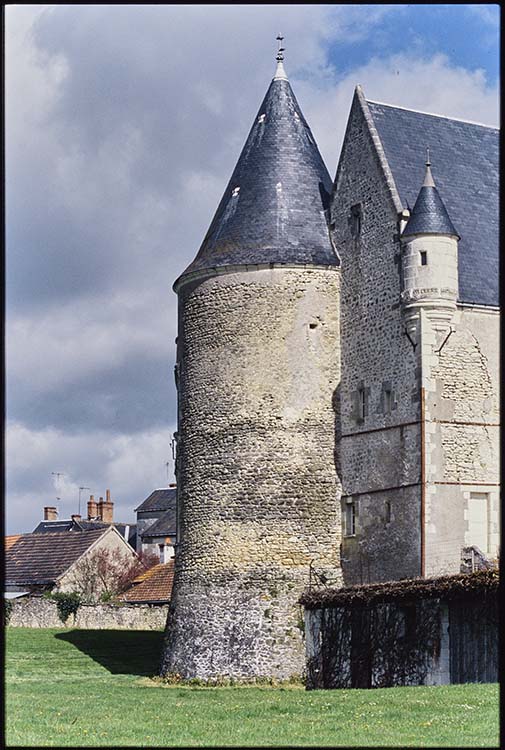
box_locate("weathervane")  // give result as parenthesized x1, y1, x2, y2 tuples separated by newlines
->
(276, 33, 285, 62)
(426, 146, 430, 166)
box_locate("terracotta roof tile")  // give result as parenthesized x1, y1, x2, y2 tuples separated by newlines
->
(5, 535, 22, 551)
(121, 561, 174, 603)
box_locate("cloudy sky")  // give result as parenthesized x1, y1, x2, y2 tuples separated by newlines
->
(5, 4, 499, 534)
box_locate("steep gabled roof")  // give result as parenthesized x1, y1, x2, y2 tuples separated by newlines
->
(135, 488, 176, 513)
(365, 100, 498, 307)
(176, 63, 337, 287)
(5, 529, 108, 585)
(120, 561, 174, 603)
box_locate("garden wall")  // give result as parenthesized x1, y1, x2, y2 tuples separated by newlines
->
(7, 596, 169, 630)
(301, 570, 498, 689)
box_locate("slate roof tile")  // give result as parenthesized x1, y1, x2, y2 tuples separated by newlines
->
(367, 101, 499, 306)
(5, 529, 108, 585)
(135, 488, 176, 513)
(177, 73, 337, 284)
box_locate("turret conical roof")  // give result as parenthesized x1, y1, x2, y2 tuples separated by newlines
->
(177, 61, 337, 285)
(403, 161, 459, 238)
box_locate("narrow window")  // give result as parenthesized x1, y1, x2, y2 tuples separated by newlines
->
(385, 500, 392, 524)
(420, 251, 427, 266)
(350, 204, 362, 238)
(466, 493, 489, 555)
(158, 544, 165, 564)
(358, 388, 366, 422)
(384, 388, 392, 414)
(345, 500, 356, 536)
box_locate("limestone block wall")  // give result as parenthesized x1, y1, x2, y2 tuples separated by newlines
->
(422, 305, 500, 575)
(161, 265, 342, 680)
(8, 597, 168, 630)
(330, 91, 421, 584)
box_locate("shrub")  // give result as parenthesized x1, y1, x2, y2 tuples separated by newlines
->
(49, 592, 82, 624)
(4, 598, 13, 626)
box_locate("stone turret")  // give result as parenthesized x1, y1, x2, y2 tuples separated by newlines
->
(161, 42, 342, 680)
(401, 157, 460, 337)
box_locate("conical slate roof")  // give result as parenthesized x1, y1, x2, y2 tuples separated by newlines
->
(403, 162, 459, 238)
(177, 63, 337, 285)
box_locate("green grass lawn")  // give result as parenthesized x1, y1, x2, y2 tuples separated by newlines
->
(5, 627, 499, 747)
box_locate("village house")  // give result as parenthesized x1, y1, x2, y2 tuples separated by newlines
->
(5, 526, 137, 598)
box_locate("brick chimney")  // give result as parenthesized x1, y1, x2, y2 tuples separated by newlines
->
(44, 506, 58, 521)
(87, 495, 98, 520)
(97, 489, 114, 523)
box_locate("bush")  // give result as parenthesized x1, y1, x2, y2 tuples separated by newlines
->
(4, 598, 13, 626)
(49, 592, 82, 623)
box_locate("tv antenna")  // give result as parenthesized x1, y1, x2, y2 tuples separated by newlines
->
(52, 472, 64, 506)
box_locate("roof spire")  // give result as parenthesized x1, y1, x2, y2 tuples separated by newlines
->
(423, 146, 435, 187)
(273, 33, 288, 81)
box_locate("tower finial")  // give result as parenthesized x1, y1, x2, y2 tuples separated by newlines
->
(273, 34, 288, 81)
(276, 33, 284, 62)
(423, 147, 435, 187)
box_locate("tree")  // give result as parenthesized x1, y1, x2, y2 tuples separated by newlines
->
(65, 547, 159, 603)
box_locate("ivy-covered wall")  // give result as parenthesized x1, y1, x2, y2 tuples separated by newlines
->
(302, 571, 498, 688)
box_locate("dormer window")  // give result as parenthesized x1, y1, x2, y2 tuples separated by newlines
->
(420, 251, 427, 266)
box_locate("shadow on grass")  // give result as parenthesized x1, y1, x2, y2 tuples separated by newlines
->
(55, 629, 165, 676)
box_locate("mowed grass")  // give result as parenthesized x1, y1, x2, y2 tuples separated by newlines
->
(5, 627, 499, 747)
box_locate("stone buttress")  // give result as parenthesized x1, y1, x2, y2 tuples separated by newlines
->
(160, 55, 342, 679)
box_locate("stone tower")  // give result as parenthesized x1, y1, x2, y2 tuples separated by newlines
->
(401, 158, 460, 339)
(160, 48, 342, 680)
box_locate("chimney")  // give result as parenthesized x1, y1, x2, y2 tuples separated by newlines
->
(71, 514, 82, 522)
(44, 506, 58, 521)
(100, 489, 114, 524)
(87, 495, 97, 520)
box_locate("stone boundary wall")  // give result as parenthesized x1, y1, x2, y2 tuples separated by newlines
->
(7, 596, 169, 630)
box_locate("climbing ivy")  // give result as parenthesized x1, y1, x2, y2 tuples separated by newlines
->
(49, 592, 82, 624)
(4, 598, 13, 626)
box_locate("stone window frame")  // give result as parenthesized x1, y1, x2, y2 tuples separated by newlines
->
(420, 250, 428, 266)
(384, 500, 392, 526)
(349, 203, 363, 239)
(353, 382, 370, 424)
(379, 381, 398, 415)
(344, 497, 356, 537)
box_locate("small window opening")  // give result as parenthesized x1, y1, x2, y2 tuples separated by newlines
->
(345, 500, 356, 536)
(158, 544, 165, 564)
(385, 500, 392, 524)
(350, 204, 362, 238)
(309, 321, 318, 329)
(420, 251, 427, 266)
(358, 388, 366, 422)
(384, 388, 392, 414)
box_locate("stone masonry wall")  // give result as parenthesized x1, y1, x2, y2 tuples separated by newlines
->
(422, 305, 500, 575)
(161, 266, 342, 679)
(329, 90, 421, 584)
(8, 597, 168, 629)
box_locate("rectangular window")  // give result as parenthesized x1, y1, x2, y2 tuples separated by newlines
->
(467, 493, 489, 555)
(420, 251, 427, 265)
(385, 500, 392, 524)
(358, 388, 366, 421)
(158, 544, 165, 564)
(384, 388, 392, 414)
(345, 500, 356, 536)
(350, 204, 362, 238)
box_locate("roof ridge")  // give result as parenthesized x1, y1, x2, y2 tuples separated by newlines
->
(366, 99, 498, 130)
